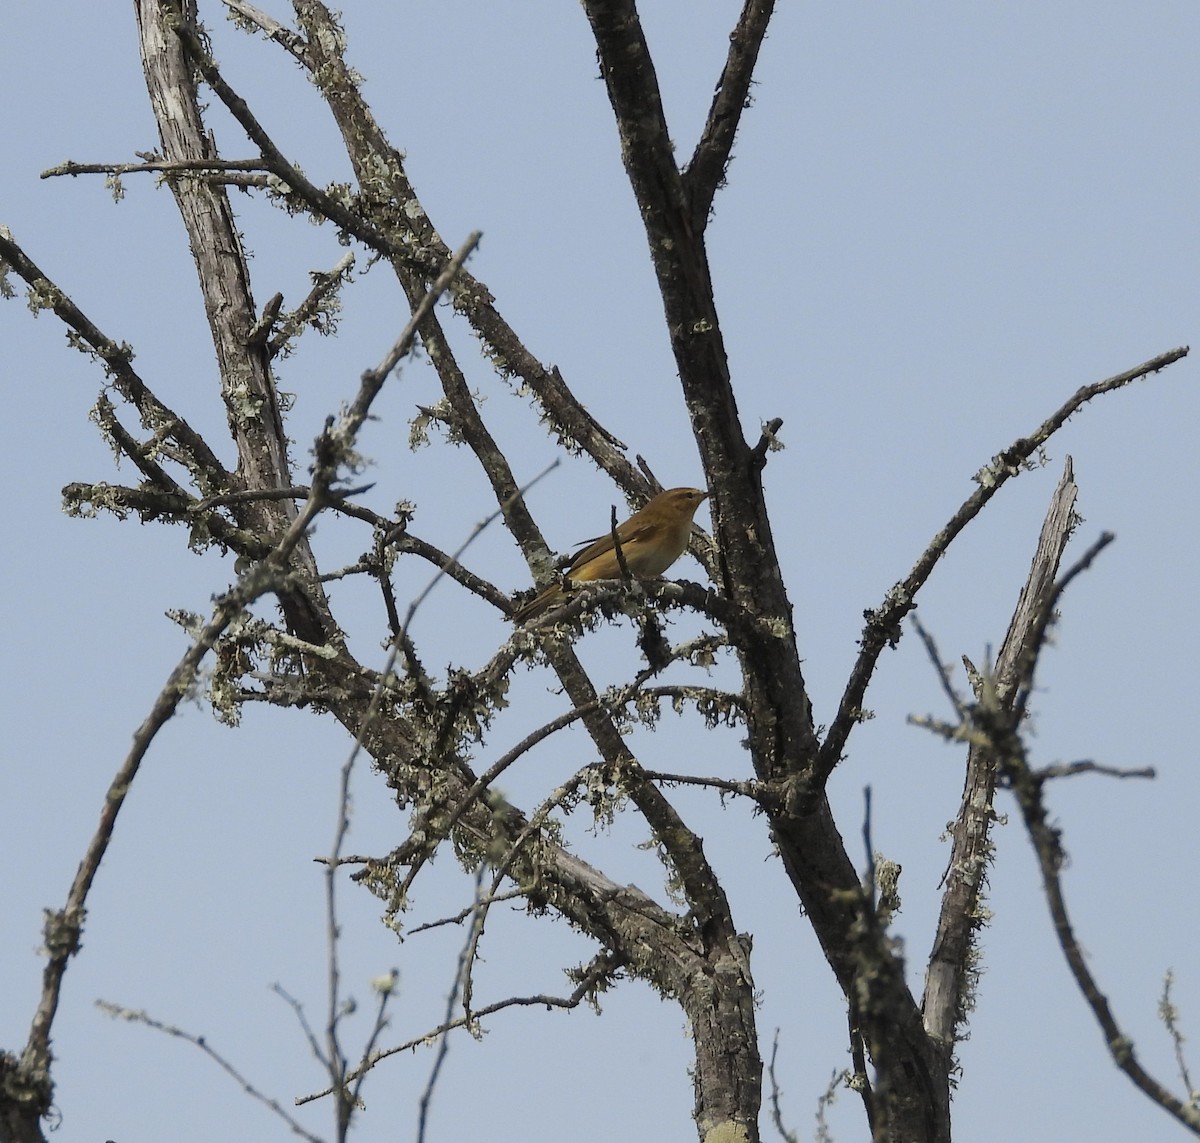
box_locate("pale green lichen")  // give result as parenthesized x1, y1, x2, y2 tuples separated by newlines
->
(226, 379, 265, 425)
(104, 172, 126, 203)
(759, 614, 793, 639)
(974, 446, 1048, 488)
(25, 276, 63, 315)
(702, 1122, 752, 1143)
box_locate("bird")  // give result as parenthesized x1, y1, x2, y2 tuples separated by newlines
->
(512, 487, 709, 624)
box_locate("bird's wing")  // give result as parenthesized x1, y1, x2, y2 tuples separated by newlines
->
(564, 531, 616, 572)
(566, 516, 655, 573)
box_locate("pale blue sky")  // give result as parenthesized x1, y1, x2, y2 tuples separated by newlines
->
(3, 4, 1197, 1141)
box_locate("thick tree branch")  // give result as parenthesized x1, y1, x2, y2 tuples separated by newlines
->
(135, 0, 337, 644)
(179, 16, 772, 1108)
(165, 8, 401, 257)
(683, 0, 777, 232)
(922, 457, 1078, 1050)
(581, 8, 946, 1137)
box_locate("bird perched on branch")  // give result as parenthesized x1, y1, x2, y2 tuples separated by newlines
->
(512, 487, 709, 624)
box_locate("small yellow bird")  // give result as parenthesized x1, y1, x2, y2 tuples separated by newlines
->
(513, 487, 709, 624)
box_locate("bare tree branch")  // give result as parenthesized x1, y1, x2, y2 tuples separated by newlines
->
(42, 156, 269, 179)
(1159, 972, 1199, 1110)
(416, 868, 487, 1143)
(1034, 760, 1156, 781)
(298, 953, 623, 1105)
(922, 456, 1080, 1049)
(94, 1003, 324, 1143)
(819, 348, 1188, 785)
(4, 6, 1190, 1142)
(0, 227, 232, 492)
(684, 0, 777, 231)
(914, 528, 1200, 1135)
(20, 549, 303, 1121)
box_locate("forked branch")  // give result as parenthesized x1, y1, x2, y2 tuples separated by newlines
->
(819, 346, 1189, 784)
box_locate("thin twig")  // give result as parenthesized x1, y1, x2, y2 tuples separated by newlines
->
(1010, 532, 1115, 726)
(1034, 760, 1156, 781)
(417, 868, 487, 1143)
(309, 299, 551, 1128)
(94, 1002, 323, 1143)
(267, 251, 356, 358)
(42, 157, 269, 179)
(814, 1066, 848, 1143)
(325, 704, 357, 1137)
(909, 617, 969, 720)
(406, 887, 528, 937)
(766, 1029, 801, 1143)
(23, 557, 296, 1080)
(1008, 739, 1200, 1131)
(272, 983, 327, 1068)
(862, 786, 876, 912)
(639, 770, 759, 798)
(1159, 972, 1198, 1108)
(297, 956, 619, 1105)
(348, 972, 398, 1114)
(347, 231, 482, 438)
